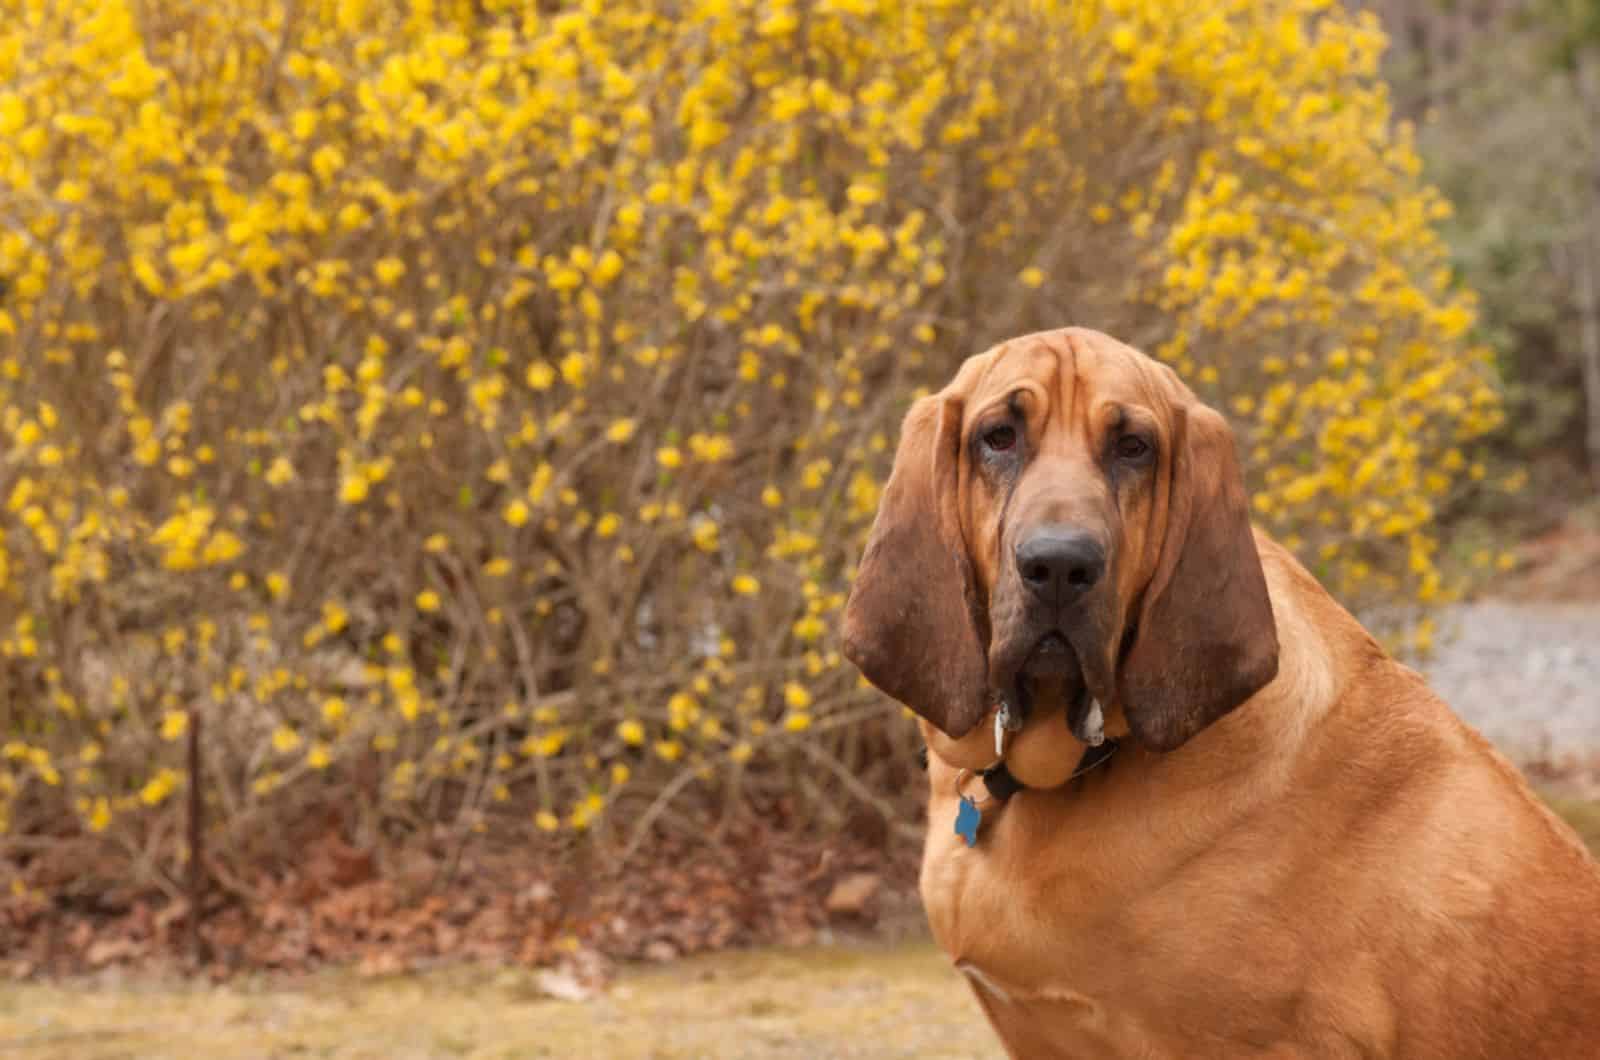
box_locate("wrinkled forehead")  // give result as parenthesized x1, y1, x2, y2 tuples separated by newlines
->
(962, 328, 1174, 425)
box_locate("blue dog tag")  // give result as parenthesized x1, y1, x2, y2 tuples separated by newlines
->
(955, 796, 982, 847)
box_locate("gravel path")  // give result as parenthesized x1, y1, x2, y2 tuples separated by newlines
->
(1424, 601, 1600, 761)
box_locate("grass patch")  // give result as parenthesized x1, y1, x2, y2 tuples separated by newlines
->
(1546, 796, 1600, 855)
(0, 942, 999, 1060)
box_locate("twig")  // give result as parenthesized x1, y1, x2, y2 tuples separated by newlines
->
(616, 767, 702, 868)
(795, 741, 922, 843)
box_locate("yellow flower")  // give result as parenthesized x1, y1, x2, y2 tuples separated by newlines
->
(140, 769, 179, 806)
(606, 418, 637, 443)
(689, 433, 734, 462)
(656, 446, 683, 468)
(792, 615, 825, 642)
(306, 743, 332, 769)
(264, 457, 295, 486)
(847, 182, 882, 206)
(321, 697, 347, 724)
(571, 792, 606, 830)
(160, 710, 188, 741)
(504, 499, 531, 527)
(526, 362, 555, 390)
(527, 463, 554, 502)
(535, 810, 560, 832)
(783, 713, 813, 733)
(529, 730, 567, 757)
(593, 250, 624, 285)
(559, 352, 588, 387)
(732, 574, 760, 596)
(655, 739, 683, 762)
(271, 726, 301, 753)
(1019, 266, 1045, 288)
(202, 531, 244, 565)
(691, 519, 719, 553)
(783, 682, 813, 710)
(667, 692, 700, 731)
(339, 474, 370, 505)
(374, 258, 406, 285)
(617, 719, 645, 746)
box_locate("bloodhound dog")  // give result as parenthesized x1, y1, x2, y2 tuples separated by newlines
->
(842, 328, 1600, 1058)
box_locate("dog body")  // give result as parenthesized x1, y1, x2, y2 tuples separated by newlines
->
(843, 329, 1600, 1058)
(922, 535, 1600, 1058)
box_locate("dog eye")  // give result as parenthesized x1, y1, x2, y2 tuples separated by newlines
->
(981, 425, 1017, 452)
(1114, 434, 1150, 460)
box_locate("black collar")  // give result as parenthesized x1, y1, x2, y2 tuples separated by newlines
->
(916, 738, 1121, 800)
(978, 758, 1029, 801)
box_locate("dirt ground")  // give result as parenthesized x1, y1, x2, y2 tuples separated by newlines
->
(0, 941, 1001, 1060)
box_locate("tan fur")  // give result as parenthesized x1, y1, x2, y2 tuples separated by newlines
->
(853, 329, 1600, 1057)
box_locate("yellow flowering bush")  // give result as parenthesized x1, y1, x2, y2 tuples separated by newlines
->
(0, 0, 1502, 873)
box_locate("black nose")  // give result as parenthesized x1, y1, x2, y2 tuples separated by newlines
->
(1016, 528, 1106, 603)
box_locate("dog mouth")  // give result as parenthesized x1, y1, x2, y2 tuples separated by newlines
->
(1005, 632, 1105, 747)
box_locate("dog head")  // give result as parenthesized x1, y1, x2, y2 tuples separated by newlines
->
(842, 328, 1278, 753)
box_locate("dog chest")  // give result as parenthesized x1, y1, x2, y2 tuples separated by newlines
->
(916, 785, 1376, 1058)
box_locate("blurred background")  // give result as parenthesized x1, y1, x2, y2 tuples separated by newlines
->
(0, 0, 1595, 1055)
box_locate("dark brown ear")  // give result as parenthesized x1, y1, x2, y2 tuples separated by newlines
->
(1118, 403, 1278, 752)
(842, 393, 989, 739)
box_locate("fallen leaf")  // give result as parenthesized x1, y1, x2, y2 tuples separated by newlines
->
(534, 967, 595, 1002)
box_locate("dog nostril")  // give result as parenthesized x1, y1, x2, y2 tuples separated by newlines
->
(1016, 528, 1105, 600)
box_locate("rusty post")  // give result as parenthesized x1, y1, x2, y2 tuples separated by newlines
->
(187, 705, 204, 967)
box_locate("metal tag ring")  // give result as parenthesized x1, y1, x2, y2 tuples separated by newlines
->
(954, 768, 993, 807)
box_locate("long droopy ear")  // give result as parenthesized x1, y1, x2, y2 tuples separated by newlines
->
(1118, 403, 1279, 752)
(842, 392, 989, 739)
